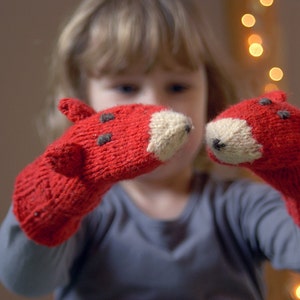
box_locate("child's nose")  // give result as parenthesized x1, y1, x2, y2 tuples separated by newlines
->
(140, 88, 166, 106)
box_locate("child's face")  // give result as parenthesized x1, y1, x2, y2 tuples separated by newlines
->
(87, 63, 207, 178)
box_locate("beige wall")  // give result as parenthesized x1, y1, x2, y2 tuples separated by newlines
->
(1, 1, 300, 299)
(0, 2, 80, 299)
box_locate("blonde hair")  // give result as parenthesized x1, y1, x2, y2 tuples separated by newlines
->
(43, 0, 243, 142)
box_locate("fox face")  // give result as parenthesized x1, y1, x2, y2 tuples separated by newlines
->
(46, 98, 193, 182)
(205, 91, 300, 170)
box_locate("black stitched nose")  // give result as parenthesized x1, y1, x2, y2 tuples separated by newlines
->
(185, 124, 192, 134)
(212, 138, 226, 151)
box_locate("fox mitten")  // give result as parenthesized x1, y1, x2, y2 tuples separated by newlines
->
(205, 90, 300, 225)
(13, 99, 192, 246)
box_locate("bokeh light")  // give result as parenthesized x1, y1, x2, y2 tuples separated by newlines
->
(264, 83, 279, 93)
(259, 0, 274, 7)
(291, 284, 300, 299)
(247, 34, 263, 45)
(241, 14, 256, 28)
(249, 43, 264, 57)
(269, 67, 284, 81)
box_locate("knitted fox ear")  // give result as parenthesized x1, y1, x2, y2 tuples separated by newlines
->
(45, 143, 85, 177)
(58, 98, 96, 123)
(261, 90, 287, 103)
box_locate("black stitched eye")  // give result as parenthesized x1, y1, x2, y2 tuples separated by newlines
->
(97, 133, 112, 145)
(277, 110, 290, 119)
(100, 113, 115, 123)
(259, 98, 272, 105)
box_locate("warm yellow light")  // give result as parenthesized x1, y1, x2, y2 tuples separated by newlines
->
(260, 0, 274, 7)
(264, 83, 279, 93)
(269, 67, 284, 81)
(248, 34, 263, 45)
(249, 43, 264, 57)
(294, 285, 300, 299)
(241, 14, 256, 28)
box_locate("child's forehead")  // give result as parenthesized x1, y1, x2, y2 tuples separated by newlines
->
(114, 59, 201, 74)
(88, 53, 204, 77)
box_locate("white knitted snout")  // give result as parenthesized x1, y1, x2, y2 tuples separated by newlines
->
(205, 118, 262, 164)
(148, 110, 193, 161)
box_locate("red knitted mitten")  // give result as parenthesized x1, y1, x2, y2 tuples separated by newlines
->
(205, 90, 300, 225)
(13, 99, 192, 246)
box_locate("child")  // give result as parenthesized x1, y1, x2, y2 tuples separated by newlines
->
(0, 0, 299, 299)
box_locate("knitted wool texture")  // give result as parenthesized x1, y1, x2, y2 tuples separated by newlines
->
(13, 99, 192, 246)
(205, 90, 300, 226)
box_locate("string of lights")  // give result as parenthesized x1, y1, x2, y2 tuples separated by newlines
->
(226, 0, 287, 94)
(241, 0, 284, 92)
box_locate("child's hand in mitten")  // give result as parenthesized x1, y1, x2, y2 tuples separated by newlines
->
(205, 90, 300, 226)
(13, 98, 192, 246)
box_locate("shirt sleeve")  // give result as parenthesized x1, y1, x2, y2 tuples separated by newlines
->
(0, 205, 87, 297)
(225, 179, 300, 271)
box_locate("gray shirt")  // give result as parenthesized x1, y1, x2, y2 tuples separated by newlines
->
(1, 172, 300, 299)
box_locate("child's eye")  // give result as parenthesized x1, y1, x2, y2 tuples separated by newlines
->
(115, 84, 138, 94)
(167, 84, 189, 93)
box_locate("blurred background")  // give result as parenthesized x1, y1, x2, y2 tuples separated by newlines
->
(1, 0, 300, 299)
